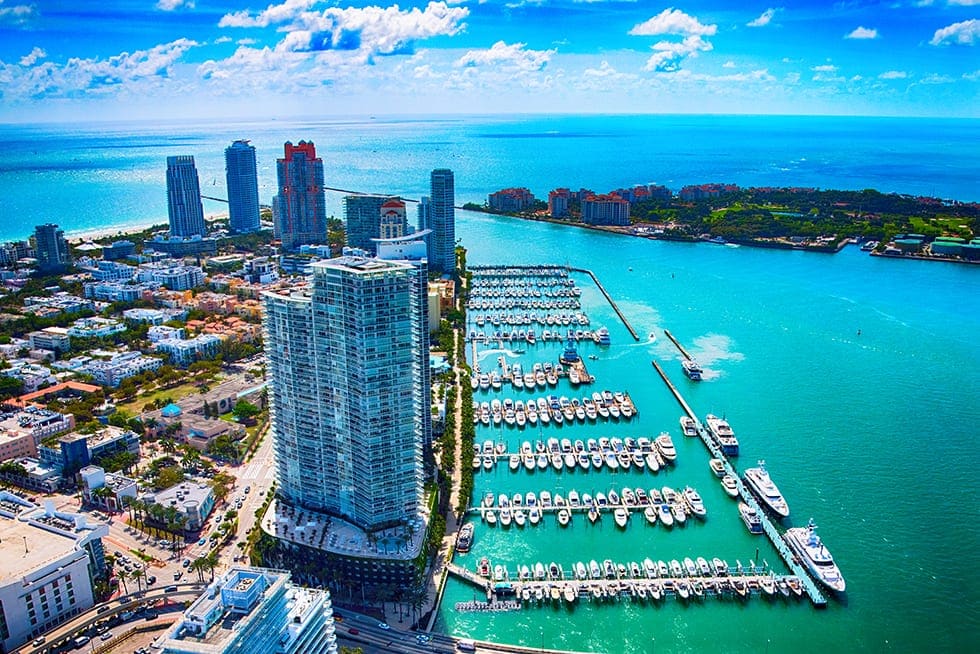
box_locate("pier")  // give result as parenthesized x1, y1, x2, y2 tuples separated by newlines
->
(568, 267, 639, 341)
(447, 562, 492, 593)
(663, 329, 694, 360)
(649, 359, 828, 607)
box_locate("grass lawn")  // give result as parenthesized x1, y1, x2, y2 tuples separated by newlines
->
(119, 380, 209, 415)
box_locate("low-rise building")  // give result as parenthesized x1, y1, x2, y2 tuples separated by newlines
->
(158, 567, 338, 654)
(101, 239, 136, 261)
(79, 465, 138, 511)
(145, 234, 219, 257)
(191, 292, 239, 315)
(22, 294, 94, 316)
(2, 361, 57, 393)
(28, 327, 71, 353)
(122, 307, 168, 325)
(145, 481, 215, 531)
(0, 406, 75, 462)
(37, 425, 138, 477)
(67, 316, 127, 339)
(154, 334, 222, 366)
(79, 351, 163, 387)
(149, 325, 186, 342)
(138, 263, 206, 291)
(79, 260, 136, 282)
(83, 280, 160, 302)
(0, 493, 109, 651)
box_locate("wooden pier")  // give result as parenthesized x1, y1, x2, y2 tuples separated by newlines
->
(447, 562, 492, 592)
(649, 359, 829, 607)
(568, 267, 639, 341)
(663, 329, 694, 360)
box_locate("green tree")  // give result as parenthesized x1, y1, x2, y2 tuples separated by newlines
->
(232, 400, 260, 422)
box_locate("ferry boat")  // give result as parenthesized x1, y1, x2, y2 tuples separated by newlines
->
(743, 460, 791, 518)
(680, 416, 699, 437)
(738, 502, 763, 534)
(681, 358, 703, 381)
(457, 523, 474, 552)
(704, 414, 740, 456)
(785, 520, 846, 593)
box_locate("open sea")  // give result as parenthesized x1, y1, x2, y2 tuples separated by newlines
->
(1, 115, 978, 652)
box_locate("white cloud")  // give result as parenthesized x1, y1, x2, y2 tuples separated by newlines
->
(629, 8, 716, 37)
(455, 41, 555, 72)
(964, 69, 980, 80)
(811, 64, 843, 82)
(845, 26, 878, 39)
(930, 19, 980, 46)
(219, 0, 317, 28)
(879, 70, 907, 79)
(214, 36, 232, 44)
(947, 1, 980, 6)
(811, 64, 837, 72)
(19, 46, 45, 66)
(0, 0, 34, 24)
(659, 68, 776, 83)
(918, 73, 954, 83)
(582, 60, 638, 81)
(747, 8, 777, 28)
(237, 38, 258, 46)
(157, 0, 194, 10)
(722, 60, 735, 68)
(4, 38, 198, 100)
(630, 9, 717, 72)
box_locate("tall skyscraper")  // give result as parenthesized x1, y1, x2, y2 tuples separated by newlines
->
(166, 155, 206, 238)
(274, 141, 326, 251)
(263, 257, 424, 531)
(225, 140, 261, 234)
(428, 168, 456, 273)
(32, 223, 70, 273)
(345, 195, 409, 254)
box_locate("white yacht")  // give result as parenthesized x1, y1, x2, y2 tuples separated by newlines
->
(704, 413, 739, 456)
(785, 520, 846, 593)
(744, 460, 791, 518)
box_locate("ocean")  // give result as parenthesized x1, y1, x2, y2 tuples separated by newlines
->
(1, 115, 978, 652)
(0, 114, 978, 242)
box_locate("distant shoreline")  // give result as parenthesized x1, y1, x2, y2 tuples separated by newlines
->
(64, 212, 229, 244)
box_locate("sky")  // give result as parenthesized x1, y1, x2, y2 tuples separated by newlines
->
(0, 0, 978, 122)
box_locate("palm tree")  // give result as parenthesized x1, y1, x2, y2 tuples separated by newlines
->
(190, 557, 207, 583)
(205, 551, 219, 581)
(117, 568, 130, 595)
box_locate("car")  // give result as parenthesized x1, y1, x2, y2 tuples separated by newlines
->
(147, 575, 156, 585)
(182, 559, 190, 568)
(198, 538, 206, 545)
(416, 634, 431, 644)
(244, 486, 250, 494)
(32, 636, 46, 646)
(101, 632, 113, 641)
(348, 628, 359, 635)
(173, 572, 182, 580)
(378, 622, 390, 630)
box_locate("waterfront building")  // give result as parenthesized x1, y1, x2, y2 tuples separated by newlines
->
(144, 480, 215, 531)
(488, 187, 535, 212)
(548, 188, 570, 218)
(0, 493, 108, 651)
(582, 193, 631, 226)
(158, 566, 338, 654)
(225, 140, 262, 234)
(101, 239, 136, 261)
(261, 256, 428, 589)
(428, 169, 456, 273)
(166, 155, 207, 238)
(275, 141, 326, 251)
(376, 233, 433, 451)
(32, 224, 70, 274)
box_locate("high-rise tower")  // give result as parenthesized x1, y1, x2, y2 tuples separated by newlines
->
(225, 140, 261, 234)
(32, 223, 70, 274)
(166, 155, 206, 238)
(274, 141, 326, 251)
(263, 257, 424, 531)
(428, 168, 455, 273)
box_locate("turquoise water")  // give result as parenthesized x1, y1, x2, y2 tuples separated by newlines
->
(438, 211, 980, 653)
(1, 115, 978, 242)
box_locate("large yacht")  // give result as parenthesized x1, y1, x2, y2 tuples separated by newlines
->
(457, 523, 474, 552)
(743, 460, 790, 518)
(704, 413, 740, 456)
(785, 520, 846, 593)
(681, 358, 703, 381)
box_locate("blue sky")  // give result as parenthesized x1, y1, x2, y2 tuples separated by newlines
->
(0, 1, 978, 121)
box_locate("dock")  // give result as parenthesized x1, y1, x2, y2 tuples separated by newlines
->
(568, 267, 639, 341)
(447, 562, 492, 593)
(649, 359, 828, 607)
(663, 329, 693, 360)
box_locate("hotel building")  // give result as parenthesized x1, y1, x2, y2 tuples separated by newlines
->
(274, 141, 326, 251)
(225, 140, 262, 234)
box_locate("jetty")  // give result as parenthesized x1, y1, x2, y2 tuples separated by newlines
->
(649, 359, 828, 607)
(663, 329, 693, 360)
(447, 562, 492, 592)
(569, 266, 639, 341)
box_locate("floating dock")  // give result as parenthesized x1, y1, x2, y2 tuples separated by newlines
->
(569, 266, 639, 341)
(649, 359, 828, 608)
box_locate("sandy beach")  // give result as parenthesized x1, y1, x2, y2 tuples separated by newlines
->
(67, 211, 229, 244)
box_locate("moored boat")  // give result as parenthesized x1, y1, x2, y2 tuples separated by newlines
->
(614, 507, 629, 528)
(743, 460, 791, 518)
(457, 523, 474, 552)
(784, 520, 846, 593)
(721, 474, 739, 498)
(709, 458, 726, 477)
(738, 502, 763, 534)
(680, 415, 699, 436)
(704, 413, 740, 456)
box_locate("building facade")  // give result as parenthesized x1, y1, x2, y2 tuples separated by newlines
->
(428, 169, 456, 273)
(32, 224, 70, 274)
(263, 257, 424, 530)
(582, 193, 631, 226)
(488, 187, 535, 212)
(159, 567, 338, 654)
(225, 140, 262, 234)
(166, 156, 207, 238)
(274, 141, 326, 251)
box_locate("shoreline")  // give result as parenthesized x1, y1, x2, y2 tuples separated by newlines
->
(65, 211, 229, 244)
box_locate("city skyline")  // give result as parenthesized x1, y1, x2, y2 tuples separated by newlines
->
(0, 1, 977, 122)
